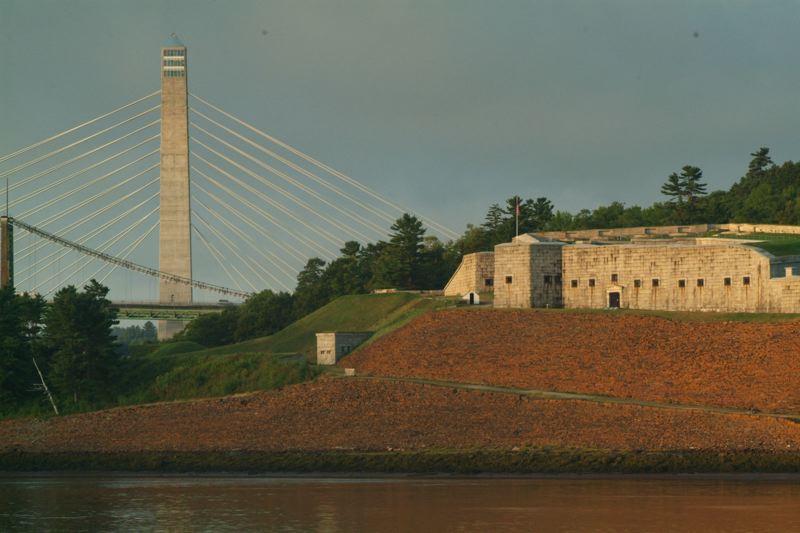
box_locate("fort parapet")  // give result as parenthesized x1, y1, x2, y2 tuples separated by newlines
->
(443, 223, 800, 313)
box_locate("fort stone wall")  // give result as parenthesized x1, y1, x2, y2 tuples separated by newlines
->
(443, 252, 495, 297)
(494, 241, 563, 308)
(561, 243, 784, 312)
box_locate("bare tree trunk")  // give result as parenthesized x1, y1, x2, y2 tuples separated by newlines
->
(32, 356, 58, 415)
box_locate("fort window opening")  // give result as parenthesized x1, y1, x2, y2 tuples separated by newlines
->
(743, 276, 751, 285)
(544, 275, 552, 285)
(589, 278, 596, 287)
(697, 278, 704, 287)
(570, 279, 578, 288)
(724, 277, 732, 286)
(678, 279, 686, 288)
(484, 278, 493, 287)
(652, 279, 660, 287)
(555, 275, 562, 285)
(505, 276, 513, 284)
(611, 273, 618, 282)
(634, 279, 642, 288)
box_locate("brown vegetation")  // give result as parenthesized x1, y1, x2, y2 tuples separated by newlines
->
(344, 309, 800, 413)
(1, 378, 799, 454)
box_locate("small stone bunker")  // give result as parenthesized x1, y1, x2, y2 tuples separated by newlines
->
(315, 331, 373, 365)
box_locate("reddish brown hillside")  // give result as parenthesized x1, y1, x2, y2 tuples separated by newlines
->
(343, 310, 800, 413)
(2, 378, 799, 454)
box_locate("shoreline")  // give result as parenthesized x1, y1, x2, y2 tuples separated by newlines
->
(3, 448, 800, 475)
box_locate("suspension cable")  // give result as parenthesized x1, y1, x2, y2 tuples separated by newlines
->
(22, 165, 158, 231)
(13, 216, 251, 299)
(15, 176, 158, 261)
(193, 153, 336, 258)
(192, 224, 246, 292)
(190, 108, 395, 225)
(37, 206, 160, 296)
(16, 191, 160, 282)
(191, 166, 314, 263)
(10, 138, 159, 209)
(20, 156, 158, 220)
(95, 220, 160, 285)
(1, 111, 159, 183)
(193, 194, 295, 287)
(194, 141, 353, 243)
(194, 196, 296, 285)
(0, 90, 159, 165)
(191, 122, 384, 239)
(189, 92, 458, 239)
(192, 212, 260, 293)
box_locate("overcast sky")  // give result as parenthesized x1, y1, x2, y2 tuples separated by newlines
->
(2, 0, 800, 300)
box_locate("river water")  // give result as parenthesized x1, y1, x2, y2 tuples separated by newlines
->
(1, 476, 799, 532)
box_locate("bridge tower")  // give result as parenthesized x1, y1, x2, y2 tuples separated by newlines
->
(0, 216, 12, 289)
(158, 35, 193, 338)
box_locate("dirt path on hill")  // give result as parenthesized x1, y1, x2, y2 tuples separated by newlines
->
(342, 374, 800, 422)
(343, 309, 800, 414)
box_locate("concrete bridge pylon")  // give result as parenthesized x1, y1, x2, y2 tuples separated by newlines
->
(158, 34, 193, 339)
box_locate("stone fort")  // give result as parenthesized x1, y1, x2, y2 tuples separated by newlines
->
(444, 223, 800, 313)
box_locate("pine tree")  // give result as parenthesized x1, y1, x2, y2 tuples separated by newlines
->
(747, 147, 773, 177)
(44, 280, 119, 405)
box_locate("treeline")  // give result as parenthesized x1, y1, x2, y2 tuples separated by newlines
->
(458, 147, 800, 254)
(0, 281, 119, 414)
(177, 214, 460, 347)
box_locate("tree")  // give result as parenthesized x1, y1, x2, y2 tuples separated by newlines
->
(748, 147, 773, 177)
(661, 165, 707, 223)
(178, 308, 239, 347)
(0, 285, 29, 405)
(292, 257, 328, 318)
(234, 290, 295, 342)
(661, 172, 684, 205)
(44, 280, 119, 405)
(371, 214, 426, 289)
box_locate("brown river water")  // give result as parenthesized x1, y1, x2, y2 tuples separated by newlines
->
(1, 475, 799, 532)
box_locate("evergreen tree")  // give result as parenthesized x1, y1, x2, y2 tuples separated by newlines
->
(44, 280, 119, 405)
(661, 172, 684, 205)
(680, 166, 707, 222)
(0, 286, 28, 405)
(748, 147, 773, 176)
(371, 214, 426, 289)
(292, 258, 328, 318)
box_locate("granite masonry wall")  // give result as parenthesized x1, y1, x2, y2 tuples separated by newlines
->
(561, 242, 800, 313)
(316, 332, 373, 365)
(494, 242, 563, 308)
(443, 252, 495, 296)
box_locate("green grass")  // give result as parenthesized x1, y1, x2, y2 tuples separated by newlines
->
(117, 352, 318, 404)
(147, 341, 206, 356)
(182, 293, 452, 361)
(712, 232, 800, 256)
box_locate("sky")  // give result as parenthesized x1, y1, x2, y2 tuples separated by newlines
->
(2, 0, 800, 299)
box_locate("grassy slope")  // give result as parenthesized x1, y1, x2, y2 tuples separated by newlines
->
(103, 293, 449, 408)
(717, 232, 800, 256)
(188, 292, 451, 360)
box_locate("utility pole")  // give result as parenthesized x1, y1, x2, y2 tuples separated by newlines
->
(1, 176, 12, 288)
(515, 196, 520, 237)
(0, 216, 11, 289)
